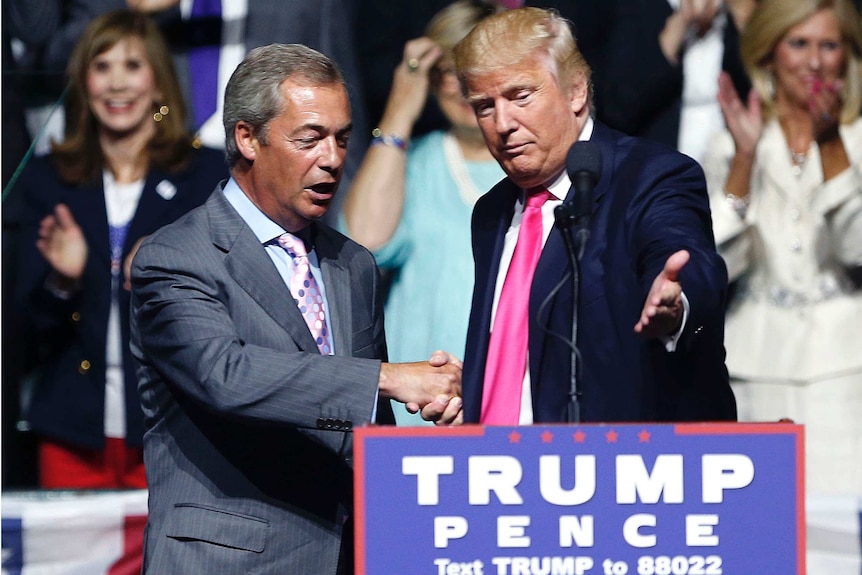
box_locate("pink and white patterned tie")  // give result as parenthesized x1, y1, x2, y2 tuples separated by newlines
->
(278, 232, 331, 355)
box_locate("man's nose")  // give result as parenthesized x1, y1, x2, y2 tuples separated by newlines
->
(318, 137, 345, 171)
(494, 101, 518, 134)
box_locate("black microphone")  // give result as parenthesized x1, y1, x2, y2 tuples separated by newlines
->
(554, 142, 602, 229)
(566, 141, 602, 227)
(550, 141, 601, 423)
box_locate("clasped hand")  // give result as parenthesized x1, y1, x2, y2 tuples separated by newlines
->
(379, 351, 463, 426)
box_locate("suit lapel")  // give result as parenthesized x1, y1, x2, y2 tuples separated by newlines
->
(208, 188, 319, 352)
(529, 123, 618, 410)
(758, 121, 814, 204)
(586, 121, 615, 208)
(475, 181, 519, 336)
(532, 124, 614, 325)
(125, 170, 172, 257)
(463, 181, 519, 421)
(66, 180, 112, 267)
(314, 225, 351, 355)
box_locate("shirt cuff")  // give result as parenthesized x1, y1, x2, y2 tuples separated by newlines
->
(660, 291, 689, 352)
(371, 389, 380, 423)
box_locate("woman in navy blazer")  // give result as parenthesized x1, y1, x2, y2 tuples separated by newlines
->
(13, 10, 227, 489)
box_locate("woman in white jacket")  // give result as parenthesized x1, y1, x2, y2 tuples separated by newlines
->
(703, 0, 862, 495)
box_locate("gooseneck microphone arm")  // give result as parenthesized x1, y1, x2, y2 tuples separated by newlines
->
(552, 141, 602, 423)
(553, 206, 583, 423)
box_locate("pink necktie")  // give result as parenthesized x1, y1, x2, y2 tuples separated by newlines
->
(278, 233, 331, 355)
(481, 189, 552, 424)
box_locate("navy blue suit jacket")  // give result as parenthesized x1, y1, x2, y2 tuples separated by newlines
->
(462, 122, 736, 424)
(14, 148, 228, 449)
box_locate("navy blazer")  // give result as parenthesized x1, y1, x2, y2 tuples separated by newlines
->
(462, 122, 736, 424)
(14, 147, 228, 449)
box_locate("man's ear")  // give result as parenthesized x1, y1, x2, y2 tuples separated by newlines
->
(569, 70, 589, 116)
(234, 121, 258, 162)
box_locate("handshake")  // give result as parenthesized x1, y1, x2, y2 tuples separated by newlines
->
(379, 350, 463, 426)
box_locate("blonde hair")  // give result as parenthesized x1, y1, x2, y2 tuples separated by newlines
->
(426, 0, 506, 94)
(453, 7, 591, 102)
(742, 0, 862, 123)
(426, 0, 505, 55)
(52, 10, 192, 184)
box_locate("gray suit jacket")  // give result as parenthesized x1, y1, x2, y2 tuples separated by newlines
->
(130, 185, 392, 574)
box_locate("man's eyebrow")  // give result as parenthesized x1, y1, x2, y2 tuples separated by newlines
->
(465, 93, 492, 106)
(292, 121, 354, 135)
(465, 81, 533, 105)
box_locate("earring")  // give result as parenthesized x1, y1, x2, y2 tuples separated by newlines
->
(765, 72, 775, 101)
(153, 105, 169, 122)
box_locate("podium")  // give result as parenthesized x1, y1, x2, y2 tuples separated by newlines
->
(354, 423, 804, 575)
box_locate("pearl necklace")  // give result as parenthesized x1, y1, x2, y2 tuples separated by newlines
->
(789, 145, 811, 177)
(442, 132, 483, 207)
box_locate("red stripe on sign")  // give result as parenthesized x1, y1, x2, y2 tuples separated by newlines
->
(107, 514, 146, 575)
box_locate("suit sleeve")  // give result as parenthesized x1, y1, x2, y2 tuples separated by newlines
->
(130, 235, 383, 433)
(626, 149, 728, 349)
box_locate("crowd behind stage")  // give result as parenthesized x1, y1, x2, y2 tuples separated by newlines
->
(2, 0, 861, 503)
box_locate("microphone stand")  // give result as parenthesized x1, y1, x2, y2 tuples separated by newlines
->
(553, 205, 588, 423)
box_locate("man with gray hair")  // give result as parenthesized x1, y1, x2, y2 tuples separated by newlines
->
(130, 43, 462, 574)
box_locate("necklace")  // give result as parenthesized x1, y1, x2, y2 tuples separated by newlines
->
(443, 132, 483, 207)
(789, 145, 811, 177)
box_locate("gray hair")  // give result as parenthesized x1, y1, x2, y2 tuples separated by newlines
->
(223, 43, 345, 167)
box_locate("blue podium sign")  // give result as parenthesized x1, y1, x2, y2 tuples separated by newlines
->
(354, 423, 804, 575)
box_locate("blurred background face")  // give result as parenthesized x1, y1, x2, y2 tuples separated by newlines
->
(772, 9, 845, 110)
(86, 36, 160, 139)
(433, 58, 480, 130)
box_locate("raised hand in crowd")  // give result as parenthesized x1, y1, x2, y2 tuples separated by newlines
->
(37, 203, 88, 289)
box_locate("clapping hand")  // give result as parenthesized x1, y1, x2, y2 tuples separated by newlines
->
(37, 203, 88, 286)
(717, 71, 763, 156)
(809, 79, 843, 140)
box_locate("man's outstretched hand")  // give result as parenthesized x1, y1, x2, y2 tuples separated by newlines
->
(634, 250, 689, 339)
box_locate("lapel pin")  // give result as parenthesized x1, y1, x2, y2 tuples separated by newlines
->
(156, 180, 177, 200)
